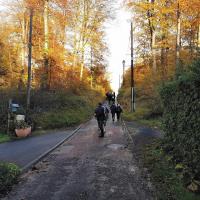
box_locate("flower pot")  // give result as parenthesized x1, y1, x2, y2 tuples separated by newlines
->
(15, 127, 31, 137)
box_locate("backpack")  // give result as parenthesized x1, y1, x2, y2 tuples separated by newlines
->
(95, 106, 105, 118)
(116, 105, 122, 112)
(110, 104, 116, 113)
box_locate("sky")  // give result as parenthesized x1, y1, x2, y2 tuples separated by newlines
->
(105, 0, 132, 94)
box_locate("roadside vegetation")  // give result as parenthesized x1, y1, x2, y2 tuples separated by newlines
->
(0, 162, 21, 198)
(0, 133, 11, 143)
(159, 60, 200, 194)
(119, 60, 200, 197)
(30, 89, 103, 129)
(0, 0, 112, 139)
(122, 108, 162, 130)
(0, 87, 105, 137)
(144, 140, 199, 200)
(120, 0, 200, 196)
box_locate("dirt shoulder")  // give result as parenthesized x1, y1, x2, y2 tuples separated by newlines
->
(125, 121, 200, 200)
(124, 121, 162, 163)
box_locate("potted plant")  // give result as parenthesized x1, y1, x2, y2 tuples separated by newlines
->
(15, 121, 31, 137)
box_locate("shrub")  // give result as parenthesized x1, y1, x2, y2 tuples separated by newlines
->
(123, 107, 152, 121)
(33, 107, 92, 129)
(0, 88, 103, 131)
(0, 162, 20, 197)
(160, 59, 200, 185)
(0, 133, 10, 143)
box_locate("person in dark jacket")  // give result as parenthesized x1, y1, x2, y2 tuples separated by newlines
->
(110, 103, 116, 122)
(95, 103, 106, 137)
(111, 94, 115, 104)
(116, 104, 123, 121)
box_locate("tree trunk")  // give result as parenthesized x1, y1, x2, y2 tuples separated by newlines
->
(43, 0, 49, 89)
(72, 1, 80, 68)
(148, 0, 157, 71)
(90, 47, 93, 88)
(175, 1, 181, 76)
(80, 49, 84, 80)
(19, 11, 27, 90)
(44, 0, 49, 53)
(22, 12, 26, 70)
(152, 30, 157, 71)
(79, 0, 87, 80)
(198, 24, 200, 51)
(160, 35, 167, 84)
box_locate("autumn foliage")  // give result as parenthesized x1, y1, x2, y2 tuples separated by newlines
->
(0, 0, 112, 93)
(120, 0, 200, 113)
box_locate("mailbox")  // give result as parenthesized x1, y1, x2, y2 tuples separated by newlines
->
(11, 103, 20, 113)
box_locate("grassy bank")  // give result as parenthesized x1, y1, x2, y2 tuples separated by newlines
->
(0, 162, 21, 198)
(122, 108, 162, 130)
(29, 90, 103, 130)
(33, 107, 92, 129)
(0, 89, 103, 138)
(144, 140, 200, 200)
(0, 133, 11, 143)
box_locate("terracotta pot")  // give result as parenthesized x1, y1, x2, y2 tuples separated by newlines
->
(15, 127, 31, 137)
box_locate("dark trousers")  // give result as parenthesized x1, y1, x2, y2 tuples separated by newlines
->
(116, 112, 121, 120)
(111, 112, 115, 121)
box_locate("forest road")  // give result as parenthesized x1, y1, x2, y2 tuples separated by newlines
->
(3, 116, 156, 200)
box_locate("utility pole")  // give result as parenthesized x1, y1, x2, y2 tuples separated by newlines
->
(122, 60, 125, 84)
(26, 8, 33, 114)
(131, 22, 135, 112)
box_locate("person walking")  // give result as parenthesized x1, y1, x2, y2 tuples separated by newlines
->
(116, 104, 123, 121)
(94, 103, 106, 137)
(111, 93, 115, 104)
(110, 103, 116, 122)
(103, 104, 109, 126)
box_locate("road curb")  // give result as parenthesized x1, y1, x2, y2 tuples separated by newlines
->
(21, 124, 83, 173)
(122, 120, 134, 144)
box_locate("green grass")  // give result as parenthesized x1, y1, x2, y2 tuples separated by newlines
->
(138, 118, 162, 129)
(33, 107, 93, 129)
(144, 140, 200, 200)
(29, 91, 101, 130)
(0, 162, 21, 198)
(122, 108, 162, 130)
(0, 133, 11, 143)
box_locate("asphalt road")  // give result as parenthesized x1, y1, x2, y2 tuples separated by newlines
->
(4, 116, 155, 200)
(0, 129, 75, 168)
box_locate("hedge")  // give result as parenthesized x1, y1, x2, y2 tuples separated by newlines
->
(160, 59, 200, 184)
